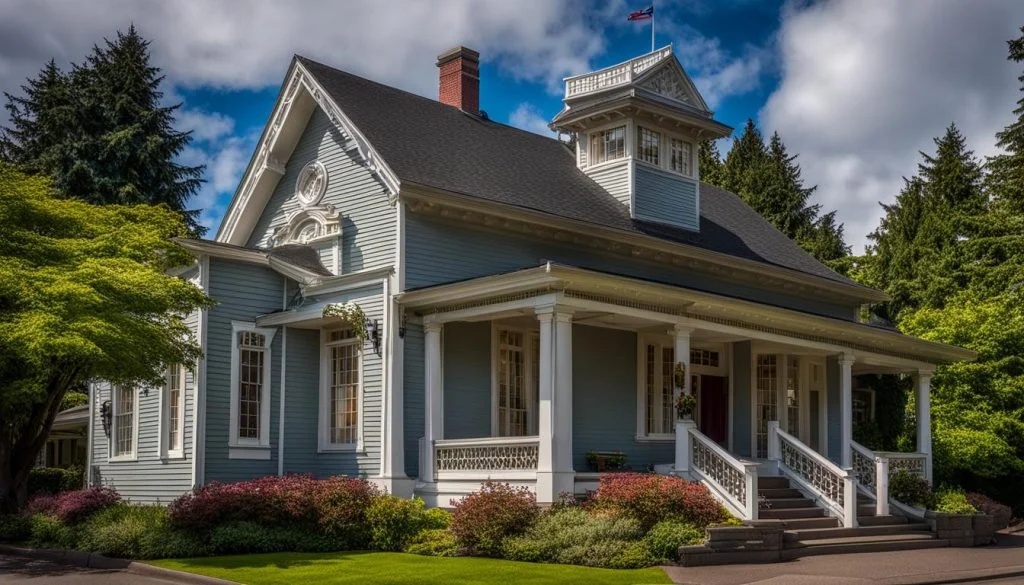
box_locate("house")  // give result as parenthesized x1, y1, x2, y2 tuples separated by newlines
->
(36, 404, 89, 469)
(86, 45, 973, 530)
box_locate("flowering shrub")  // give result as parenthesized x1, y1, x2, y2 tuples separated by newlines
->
(168, 475, 323, 532)
(889, 470, 933, 508)
(26, 487, 121, 525)
(591, 473, 725, 528)
(24, 494, 59, 517)
(967, 492, 1012, 529)
(312, 477, 379, 547)
(451, 481, 538, 557)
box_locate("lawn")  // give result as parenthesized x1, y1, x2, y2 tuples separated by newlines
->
(150, 551, 673, 585)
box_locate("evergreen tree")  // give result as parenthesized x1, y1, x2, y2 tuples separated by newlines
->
(698, 139, 724, 186)
(987, 26, 1024, 214)
(0, 26, 205, 234)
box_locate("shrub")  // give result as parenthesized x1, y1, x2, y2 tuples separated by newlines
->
(607, 541, 658, 569)
(933, 489, 977, 515)
(77, 504, 168, 559)
(591, 473, 725, 528)
(312, 477, 379, 548)
(28, 514, 73, 548)
(27, 466, 83, 497)
(139, 525, 211, 559)
(405, 528, 458, 557)
(423, 507, 452, 530)
(366, 495, 428, 551)
(644, 520, 705, 562)
(451, 481, 538, 557)
(713, 516, 744, 527)
(889, 471, 933, 508)
(502, 507, 648, 568)
(966, 493, 1012, 529)
(0, 515, 31, 542)
(208, 521, 339, 555)
(168, 475, 323, 532)
(24, 494, 59, 517)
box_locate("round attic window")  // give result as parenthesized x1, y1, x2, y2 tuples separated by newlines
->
(295, 160, 327, 207)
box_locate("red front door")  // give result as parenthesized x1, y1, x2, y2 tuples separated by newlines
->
(699, 375, 728, 445)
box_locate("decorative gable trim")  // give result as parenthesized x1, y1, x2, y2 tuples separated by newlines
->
(632, 55, 709, 113)
(216, 59, 400, 246)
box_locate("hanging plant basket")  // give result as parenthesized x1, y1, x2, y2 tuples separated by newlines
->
(322, 301, 368, 342)
(674, 361, 696, 420)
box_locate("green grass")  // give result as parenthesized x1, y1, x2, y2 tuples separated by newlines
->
(150, 551, 672, 585)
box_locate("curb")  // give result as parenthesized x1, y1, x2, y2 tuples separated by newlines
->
(0, 544, 237, 585)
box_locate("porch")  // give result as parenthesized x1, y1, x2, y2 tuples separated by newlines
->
(400, 264, 968, 516)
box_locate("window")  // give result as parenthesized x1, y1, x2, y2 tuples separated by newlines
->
(163, 364, 186, 458)
(229, 322, 275, 458)
(670, 138, 692, 175)
(786, 358, 800, 437)
(853, 389, 875, 424)
(755, 355, 778, 458)
(321, 328, 361, 449)
(641, 342, 675, 438)
(588, 126, 626, 165)
(690, 348, 719, 368)
(494, 327, 538, 437)
(637, 127, 661, 166)
(111, 386, 137, 459)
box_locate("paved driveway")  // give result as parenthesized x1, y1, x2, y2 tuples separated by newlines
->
(0, 554, 191, 584)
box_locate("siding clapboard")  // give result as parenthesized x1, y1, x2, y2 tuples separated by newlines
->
(402, 322, 424, 478)
(633, 164, 699, 231)
(585, 160, 631, 208)
(731, 341, 753, 458)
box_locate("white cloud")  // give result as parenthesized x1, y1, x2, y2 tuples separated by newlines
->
(176, 109, 235, 144)
(761, 0, 1024, 253)
(664, 23, 767, 109)
(508, 103, 555, 136)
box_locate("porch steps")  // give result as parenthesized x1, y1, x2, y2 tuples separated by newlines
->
(783, 522, 931, 542)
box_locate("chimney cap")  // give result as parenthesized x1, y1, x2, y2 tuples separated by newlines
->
(437, 46, 480, 66)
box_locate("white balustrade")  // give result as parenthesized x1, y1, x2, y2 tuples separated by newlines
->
(434, 436, 539, 477)
(769, 421, 857, 527)
(851, 440, 927, 516)
(687, 427, 759, 520)
(564, 47, 673, 99)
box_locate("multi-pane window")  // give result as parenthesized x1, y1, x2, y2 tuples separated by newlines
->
(755, 355, 778, 458)
(637, 127, 661, 166)
(166, 364, 185, 455)
(852, 389, 875, 424)
(497, 329, 528, 437)
(644, 343, 675, 436)
(113, 386, 135, 458)
(237, 332, 266, 440)
(326, 329, 360, 445)
(670, 138, 692, 175)
(690, 348, 719, 368)
(786, 358, 800, 437)
(589, 126, 626, 165)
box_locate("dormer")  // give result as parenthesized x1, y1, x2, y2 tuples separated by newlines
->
(551, 46, 732, 231)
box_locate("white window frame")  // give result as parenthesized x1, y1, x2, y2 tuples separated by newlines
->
(490, 324, 539, 437)
(319, 327, 364, 452)
(636, 335, 676, 442)
(669, 136, 694, 177)
(160, 363, 187, 459)
(636, 125, 662, 166)
(108, 385, 139, 463)
(852, 387, 876, 424)
(229, 321, 276, 459)
(588, 125, 627, 166)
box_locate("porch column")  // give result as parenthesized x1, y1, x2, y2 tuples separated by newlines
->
(916, 369, 933, 483)
(536, 306, 573, 503)
(839, 354, 855, 467)
(423, 321, 443, 484)
(674, 327, 693, 475)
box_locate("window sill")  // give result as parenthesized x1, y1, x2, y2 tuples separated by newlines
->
(634, 435, 674, 444)
(318, 443, 361, 454)
(163, 450, 186, 461)
(107, 455, 138, 463)
(228, 445, 271, 460)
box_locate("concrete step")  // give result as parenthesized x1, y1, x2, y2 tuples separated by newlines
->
(751, 517, 840, 529)
(763, 497, 814, 509)
(858, 504, 879, 516)
(759, 487, 803, 499)
(858, 514, 909, 526)
(786, 532, 937, 549)
(759, 507, 826, 519)
(757, 476, 791, 489)
(780, 536, 948, 560)
(783, 522, 931, 543)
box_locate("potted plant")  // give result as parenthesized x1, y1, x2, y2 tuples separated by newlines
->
(674, 361, 697, 420)
(585, 450, 628, 472)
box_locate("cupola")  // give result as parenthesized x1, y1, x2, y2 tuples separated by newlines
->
(551, 46, 732, 231)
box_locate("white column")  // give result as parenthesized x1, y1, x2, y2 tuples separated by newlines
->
(916, 370, 933, 483)
(422, 321, 443, 484)
(839, 354, 855, 467)
(674, 326, 693, 400)
(875, 456, 890, 517)
(673, 326, 694, 477)
(536, 307, 574, 503)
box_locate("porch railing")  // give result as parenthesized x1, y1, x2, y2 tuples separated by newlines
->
(769, 421, 857, 527)
(433, 436, 539, 479)
(851, 440, 929, 517)
(687, 426, 760, 520)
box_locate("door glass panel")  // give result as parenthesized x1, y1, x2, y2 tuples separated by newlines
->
(787, 357, 800, 437)
(756, 355, 778, 458)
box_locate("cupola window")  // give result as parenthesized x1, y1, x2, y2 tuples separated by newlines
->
(637, 126, 661, 166)
(589, 126, 626, 165)
(670, 138, 692, 176)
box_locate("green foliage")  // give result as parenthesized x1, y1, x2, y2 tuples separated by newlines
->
(77, 504, 168, 559)
(27, 514, 73, 548)
(889, 471, 934, 508)
(27, 466, 84, 496)
(139, 525, 211, 559)
(643, 520, 704, 562)
(451, 481, 538, 557)
(933, 488, 978, 515)
(405, 528, 459, 557)
(0, 26, 205, 234)
(501, 508, 650, 568)
(423, 507, 452, 530)
(208, 521, 339, 556)
(366, 495, 429, 552)
(0, 514, 31, 541)
(59, 391, 88, 411)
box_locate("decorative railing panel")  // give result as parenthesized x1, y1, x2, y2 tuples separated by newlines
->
(851, 443, 876, 488)
(691, 434, 746, 504)
(779, 437, 845, 507)
(434, 437, 539, 472)
(887, 454, 926, 477)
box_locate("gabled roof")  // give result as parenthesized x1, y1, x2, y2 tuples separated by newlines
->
(296, 56, 879, 299)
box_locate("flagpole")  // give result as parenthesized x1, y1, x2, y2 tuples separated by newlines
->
(651, 1, 655, 51)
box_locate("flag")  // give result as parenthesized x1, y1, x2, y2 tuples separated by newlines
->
(627, 6, 654, 21)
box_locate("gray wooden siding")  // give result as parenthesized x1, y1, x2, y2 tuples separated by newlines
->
(203, 258, 284, 483)
(572, 325, 673, 470)
(404, 213, 857, 321)
(826, 356, 841, 464)
(585, 160, 630, 208)
(89, 311, 198, 503)
(402, 322, 424, 478)
(282, 284, 384, 477)
(246, 107, 395, 276)
(731, 341, 752, 458)
(442, 322, 492, 439)
(633, 164, 698, 231)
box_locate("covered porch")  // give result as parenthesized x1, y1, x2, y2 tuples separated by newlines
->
(400, 263, 973, 517)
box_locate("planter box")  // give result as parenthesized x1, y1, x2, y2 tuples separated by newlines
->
(924, 511, 994, 547)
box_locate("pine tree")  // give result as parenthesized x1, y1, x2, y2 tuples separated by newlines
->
(987, 26, 1024, 214)
(720, 119, 768, 197)
(0, 26, 205, 234)
(698, 139, 724, 186)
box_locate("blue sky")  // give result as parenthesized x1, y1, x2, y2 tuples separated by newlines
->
(2, 0, 1024, 251)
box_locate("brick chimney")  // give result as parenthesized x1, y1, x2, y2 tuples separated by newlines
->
(436, 46, 480, 115)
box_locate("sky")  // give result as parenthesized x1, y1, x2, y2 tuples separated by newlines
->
(2, 0, 1024, 252)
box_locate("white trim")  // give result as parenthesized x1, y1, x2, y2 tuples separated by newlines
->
(278, 324, 287, 475)
(107, 385, 139, 463)
(636, 333, 676, 441)
(727, 342, 734, 452)
(318, 327, 364, 452)
(86, 381, 95, 485)
(490, 324, 539, 438)
(294, 160, 328, 207)
(191, 254, 210, 487)
(161, 363, 187, 460)
(174, 238, 325, 286)
(228, 447, 272, 460)
(228, 321, 276, 457)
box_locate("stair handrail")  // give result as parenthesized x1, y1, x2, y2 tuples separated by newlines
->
(686, 426, 760, 520)
(850, 440, 889, 516)
(768, 421, 857, 527)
